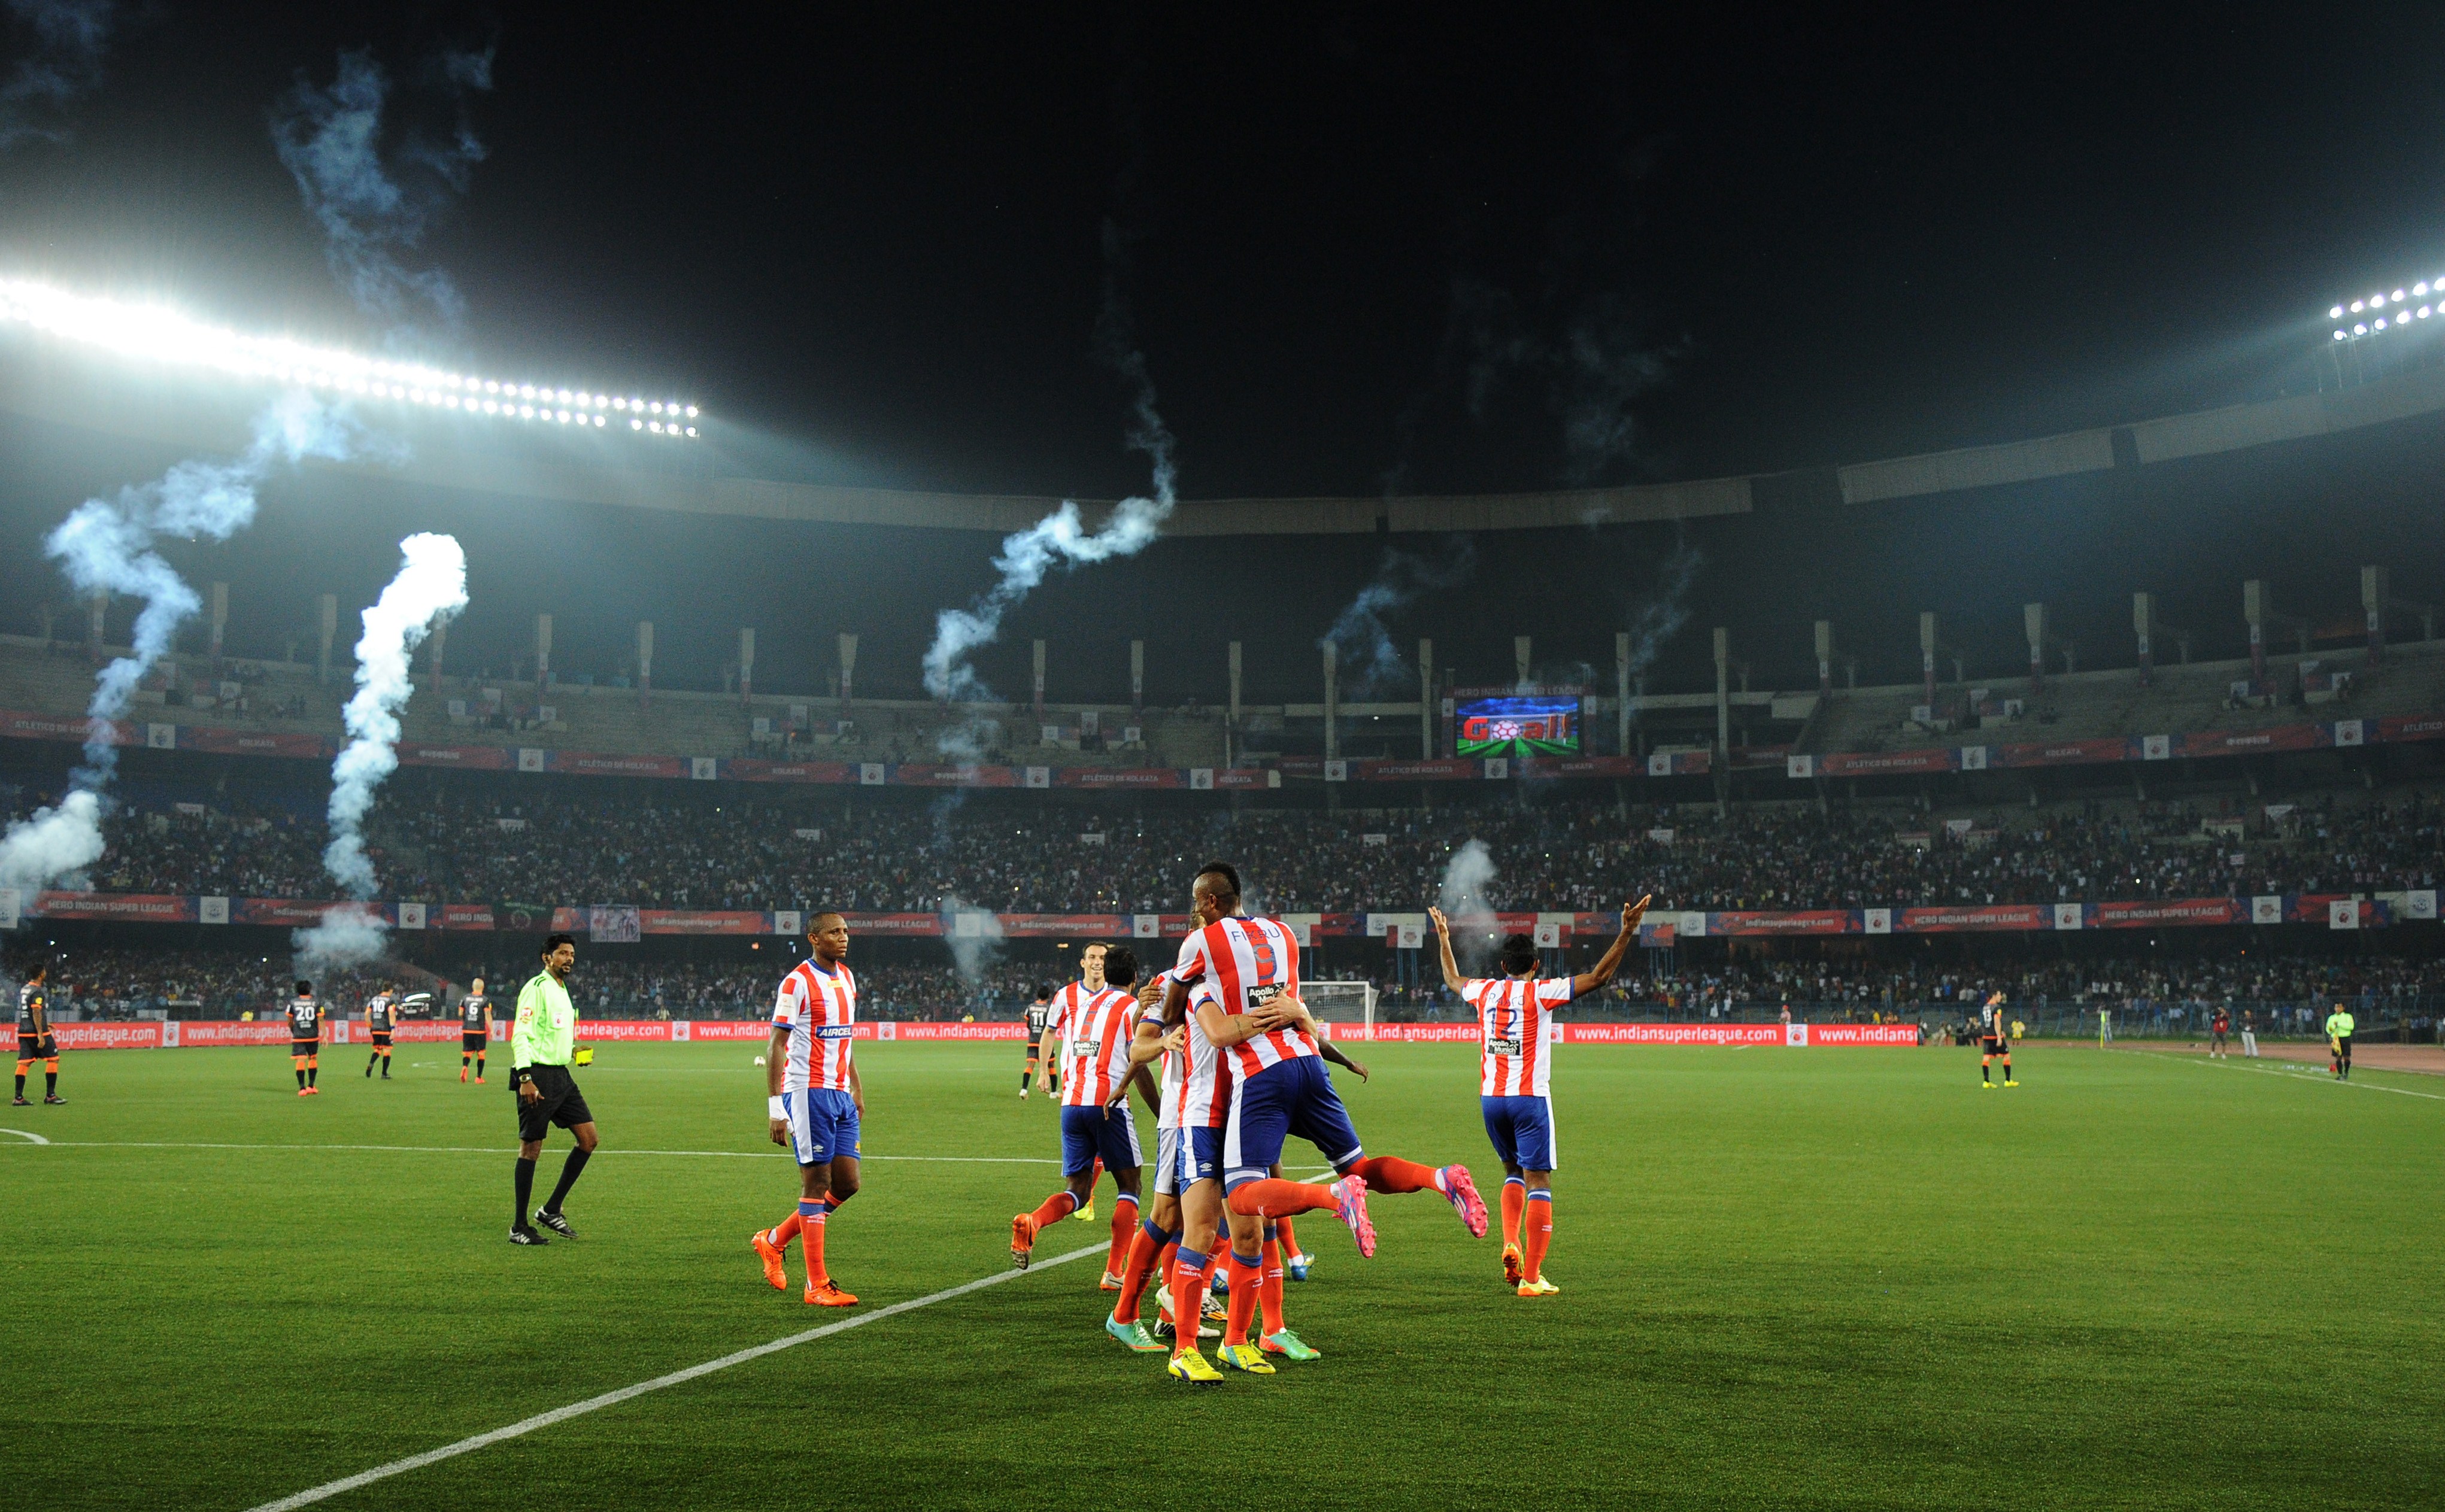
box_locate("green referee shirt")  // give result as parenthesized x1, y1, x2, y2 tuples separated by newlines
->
(514, 970, 577, 1070)
(2325, 1010, 2355, 1039)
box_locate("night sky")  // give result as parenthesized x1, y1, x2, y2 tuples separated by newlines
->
(2, 4, 2443, 700)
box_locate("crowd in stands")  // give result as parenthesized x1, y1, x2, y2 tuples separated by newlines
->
(16, 788, 2442, 916)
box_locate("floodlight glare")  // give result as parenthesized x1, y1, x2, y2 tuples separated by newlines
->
(0, 276, 702, 437)
(2335, 330, 2347, 341)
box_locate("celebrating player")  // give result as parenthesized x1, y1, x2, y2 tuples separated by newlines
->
(14, 962, 62, 1106)
(751, 913, 864, 1306)
(1107, 969, 1194, 1352)
(459, 978, 491, 1082)
(1010, 945, 1150, 1279)
(363, 982, 397, 1080)
(512, 934, 600, 1244)
(2325, 1002, 2355, 1080)
(286, 979, 324, 1096)
(1977, 992, 2018, 1088)
(1430, 894, 1648, 1296)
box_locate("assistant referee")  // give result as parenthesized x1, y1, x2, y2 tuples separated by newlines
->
(510, 933, 600, 1246)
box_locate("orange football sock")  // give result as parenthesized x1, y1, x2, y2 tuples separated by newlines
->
(1258, 1231, 1286, 1335)
(1524, 1191, 1553, 1282)
(769, 1211, 803, 1251)
(1275, 1215, 1299, 1254)
(1501, 1177, 1526, 1249)
(1106, 1194, 1139, 1273)
(799, 1199, 829, 1284)
(1227, 1178, 1337, 1219)
(1114, 1221, 1170, 1320)
(1222, 1250, 1262, 1346)
(1349, 1156, 1444, 1194)
(1167, 1249, 1211, 1351)
(1027, 1191, 1080, 1230)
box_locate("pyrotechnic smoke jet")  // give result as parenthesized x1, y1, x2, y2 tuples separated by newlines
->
(0, 0, 119, 150)
(0, 392, 382, 894)
(272, 44, 493, 333)
(1437, 839, 1501, 974)
(1318, 540, 1478, 697)
(323, 532, 467, 897)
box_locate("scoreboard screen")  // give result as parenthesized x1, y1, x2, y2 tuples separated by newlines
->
(1455, 695, 1580, 758)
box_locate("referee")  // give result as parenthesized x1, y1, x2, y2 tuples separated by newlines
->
(511, 933, 600, 1246)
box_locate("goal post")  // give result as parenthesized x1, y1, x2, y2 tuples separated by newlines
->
(1300, 980, 1376, 1041)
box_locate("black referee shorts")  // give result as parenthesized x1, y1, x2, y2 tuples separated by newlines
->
(514, 1064, 594, 1141)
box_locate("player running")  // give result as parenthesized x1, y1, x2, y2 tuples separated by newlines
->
(1431, 893, 1648, 1297)
(14, 963, 62, 1106)
(2209, 1005, 2231, 1060)
(286, 980, 324, 1096)
(1977, 992, 2018, 1088)
(2325, 1003, 2355, 1080)
(751, 913, 864, 1307)
(459, 979, 491, 1082)
(1011, 946, 1151, 1281)
(363, 983, 397, 1079)
(1020, 982, 1053, 1098)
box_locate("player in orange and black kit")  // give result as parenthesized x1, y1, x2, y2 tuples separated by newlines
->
(363, 984, 398, 1079)
(459, 978, 491, 1083)
(14, 963, 63, 1106)
(1977, 992, 2018, 1088)
(287, 980, 325, 1096)
(2209, 1006, 2231, 1061)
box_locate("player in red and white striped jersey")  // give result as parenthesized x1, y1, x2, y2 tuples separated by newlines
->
(1431, 893, 1647, 1297)
(1009, 945, 1156, 1277)
(750, 913, 864, 1307)
(1157, 861, 1482, 1380)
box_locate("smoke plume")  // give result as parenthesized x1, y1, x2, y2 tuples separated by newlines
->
(323, 532, 467, 899)
(271, 45, 494, 332)
(292, 903, 390, 974)
(0, 0, 115, 150)
(0, 392, 383, 892)
(941, 894, 1005, 988)
(1319, 539, 1476, 697)
(1620, 541, 1703, 685)
(1436, 839, 1501, 972)
(923, 493, 1173, 706)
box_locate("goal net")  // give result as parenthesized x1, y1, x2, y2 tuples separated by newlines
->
(1300, 980, 1377, 1040)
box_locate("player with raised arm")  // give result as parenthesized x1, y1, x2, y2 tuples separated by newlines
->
(14, 963, 62, 1106)
(1430, 894, 1648, 1296)
(458, 978, 491, 1082)
(1010, 945, 1148, 1280)
(363, 983, 396, 1080)
(751, 913, 864, 1307)
(1977, 992, 2018, 1088)
(2209, 1004, 2231, 1061)
(286, 980, 324, 1097)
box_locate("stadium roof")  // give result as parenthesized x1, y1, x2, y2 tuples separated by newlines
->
(5, 327, 2445, 535)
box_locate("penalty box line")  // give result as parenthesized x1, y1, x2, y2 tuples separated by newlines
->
(2108, 1048, 2445, 1102)
(243, 1240, 1109, 1512)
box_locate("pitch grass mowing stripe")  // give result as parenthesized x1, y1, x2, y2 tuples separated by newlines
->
(241, 1240, 1109, 1512)
(2110, 1048, 2445, 1101)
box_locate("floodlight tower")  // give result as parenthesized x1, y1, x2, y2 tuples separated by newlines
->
(2320, 269, 2445, 390)
(2132, 593, 2189, 687)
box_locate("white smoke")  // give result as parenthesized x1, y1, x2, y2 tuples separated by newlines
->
(921, 493, 1173, 705)
(0, 0, 116, 150)
(0, 391, 383, 892)
(1319, 539, 1476, 696)
(1437, 839, 1501, 972)
(292, 903, 390, 974)
(1620, 542, 1703, 688)
(323, 533, 467, 898)
(941, 894, 1004, 989)
(271, 45, 493, 332)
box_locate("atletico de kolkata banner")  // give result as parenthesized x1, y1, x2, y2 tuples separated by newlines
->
(180, 727, 334, 758)
(1813, 748, 1958, 777)
(550, 752, 690, 779)
(1988, 737, 2132, 769)
(1055, 767, 1185, 790)
(1357, 758, 1479, 781)
(2177, 726, 2321, 758)
(2376, 714, 2445, 743)
(726, 759, 856, 784)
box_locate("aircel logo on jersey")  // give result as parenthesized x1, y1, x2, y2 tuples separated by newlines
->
(812, 1025, 855, 1040)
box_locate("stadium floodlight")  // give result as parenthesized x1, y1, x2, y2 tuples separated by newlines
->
(0, 276, 702, 436)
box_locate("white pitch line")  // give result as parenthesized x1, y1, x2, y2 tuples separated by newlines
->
(241, 1240, 1108, 1512)
(0, 1140, 1059, 1162)
(0, 1127, 48, 1144)
(2110, 1049, 2445, 1102)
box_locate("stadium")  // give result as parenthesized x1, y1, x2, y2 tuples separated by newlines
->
(3, 10, 2441, 1511)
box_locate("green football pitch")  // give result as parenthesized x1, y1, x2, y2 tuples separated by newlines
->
(3, 1039, 2440, 1511)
